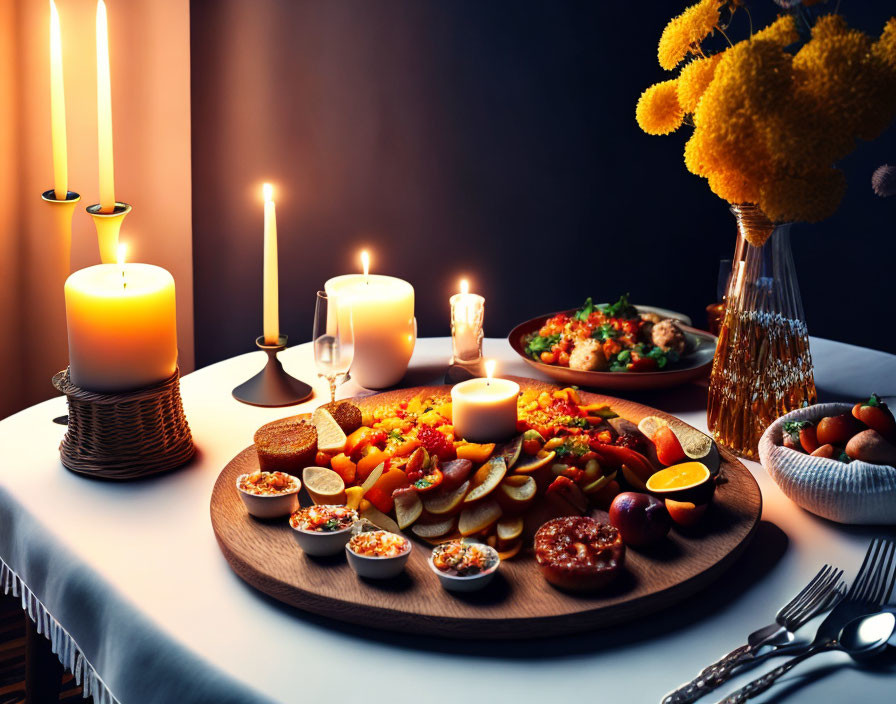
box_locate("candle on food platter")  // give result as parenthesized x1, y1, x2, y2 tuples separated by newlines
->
(450, 360, 519, 443)
(64, 244, 178, 392)
(450, 278, 484, 364)
(324, 250, 415, 389)
(262, 183, 279, 344)
(49, 0, 68, 199)
(96, 0, 115, 213)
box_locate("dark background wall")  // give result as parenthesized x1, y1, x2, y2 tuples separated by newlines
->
(190, 0, 896, 369)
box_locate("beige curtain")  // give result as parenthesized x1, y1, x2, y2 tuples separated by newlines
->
(0, 0, 194, 419)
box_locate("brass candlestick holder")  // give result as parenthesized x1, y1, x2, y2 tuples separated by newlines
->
(52, 367, 194, 480)
(41, 189, 80, 272)
(86, 201, 131, 263)
(232, 335, 314, 407)
(43, 189, 81, 426)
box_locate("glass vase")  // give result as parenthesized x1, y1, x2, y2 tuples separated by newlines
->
(706, 204, 817, 459)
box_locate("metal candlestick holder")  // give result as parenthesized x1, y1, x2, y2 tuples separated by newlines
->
(232, 335, 314, 407)
(86, 201, 131, 263)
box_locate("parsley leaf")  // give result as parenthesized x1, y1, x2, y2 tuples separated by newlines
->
(574, 298, 594, 322)
(599, 294, 638, 320)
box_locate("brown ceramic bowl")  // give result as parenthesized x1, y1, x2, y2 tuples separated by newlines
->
(507, 308, 716, 391)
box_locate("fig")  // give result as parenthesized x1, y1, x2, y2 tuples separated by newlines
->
(440, 458, 473, 491)
(609, 492, 671, 547)
(845, 429, 896, 466)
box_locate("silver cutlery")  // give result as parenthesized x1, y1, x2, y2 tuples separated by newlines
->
(718, 538, 896, 704)
(662, 564, 844, 704)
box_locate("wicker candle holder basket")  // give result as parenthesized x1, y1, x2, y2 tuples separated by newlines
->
(52, 368, 194, 480)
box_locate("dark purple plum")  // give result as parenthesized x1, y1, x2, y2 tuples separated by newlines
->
(608, 492, 671, 547)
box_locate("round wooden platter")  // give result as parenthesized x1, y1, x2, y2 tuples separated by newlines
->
(210, 378, 762, 639)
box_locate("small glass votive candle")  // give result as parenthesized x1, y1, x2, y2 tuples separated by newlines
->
(450, 279, 484, 365)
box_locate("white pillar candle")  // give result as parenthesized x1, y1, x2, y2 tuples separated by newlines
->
(450, 278, 484, 364)
(325, 252, 415, 389)
(450, 361, 519, 443)
(64, 251, 178, 392)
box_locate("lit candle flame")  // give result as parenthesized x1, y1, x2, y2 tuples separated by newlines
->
(361, 250, 370, 282)
(460, 278, 469, 296)
(485, 359, 496, 384)
(262, 182, 273, 203)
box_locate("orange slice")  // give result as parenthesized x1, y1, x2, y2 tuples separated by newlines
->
(646, 461, 711, 493)
(456, 443, 496, 464)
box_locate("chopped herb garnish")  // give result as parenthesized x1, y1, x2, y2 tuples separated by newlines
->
(592, 323, 617, 341)
(525, 333, 561, 360)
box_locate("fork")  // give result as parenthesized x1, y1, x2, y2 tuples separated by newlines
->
(662, 564, 844, 704)
(718, 538, 896, 704)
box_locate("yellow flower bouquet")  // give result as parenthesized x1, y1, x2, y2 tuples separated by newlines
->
(637, 0, 896, 244)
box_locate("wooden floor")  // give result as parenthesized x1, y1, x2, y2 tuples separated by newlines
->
(0, 591, 88, 704)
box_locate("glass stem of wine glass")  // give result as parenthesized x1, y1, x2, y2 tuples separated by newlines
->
(328, 375, 337, 405)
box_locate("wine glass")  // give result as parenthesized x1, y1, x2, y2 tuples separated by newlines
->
(313, 290, 354, 405)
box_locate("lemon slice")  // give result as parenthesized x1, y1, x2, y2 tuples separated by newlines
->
(302, 466, 346, 505)
(311, 407, 348, 453)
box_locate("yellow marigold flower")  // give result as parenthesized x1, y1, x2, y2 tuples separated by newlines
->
(658, 0, 721, 71)
(636, 80, 685, 135)
(708, 168, 761, 206)
(872, 18, 896, 71)
(810, 14, 848, 41)
(792, 21, 890, 141)
(752, 14, 799, 47)
(677, 54, 722, 112)
(759, 169, 846, 223)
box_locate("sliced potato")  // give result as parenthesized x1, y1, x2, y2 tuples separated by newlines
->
(422, 480, 470, 516)
(496, 516, 523, 543)
(411, 517, 457, 539)
(458, 499, 502, 536)
(393, 489, 424, 529)
(359, 501, 402, 533)
(464, 456, 507, 503)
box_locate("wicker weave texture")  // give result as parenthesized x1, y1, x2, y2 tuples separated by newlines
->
(52, 368, 194, 480)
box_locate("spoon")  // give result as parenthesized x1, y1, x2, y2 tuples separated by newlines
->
(839, 610, 895, 660)
(719, 611, 896, 704)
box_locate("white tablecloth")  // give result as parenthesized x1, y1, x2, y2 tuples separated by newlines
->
(1, 337, 894, 704)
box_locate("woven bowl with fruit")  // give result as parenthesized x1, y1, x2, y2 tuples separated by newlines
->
(758, 396, 896, 525)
